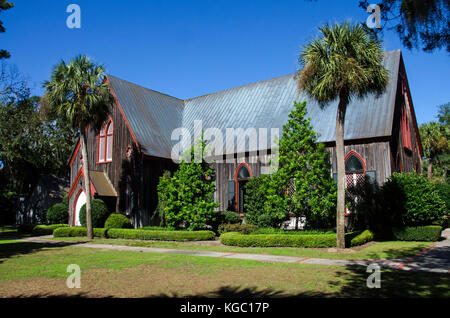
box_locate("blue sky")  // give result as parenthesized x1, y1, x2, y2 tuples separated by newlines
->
(2, 0, 449, 125)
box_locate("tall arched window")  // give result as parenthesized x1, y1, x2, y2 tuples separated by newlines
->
(345, 151, 366, 188)
(97, 119, 113, 163)
(345, 151, 366, 216)
(234, 163, 252, 213)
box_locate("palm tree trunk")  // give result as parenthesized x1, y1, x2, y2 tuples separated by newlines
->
(335, 92, 348, 249)
(80, 128, 94, 239)
(427, 159, 433, 181)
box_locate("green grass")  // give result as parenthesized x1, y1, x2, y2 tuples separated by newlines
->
(46, 236, 434, 260)
(0, 240, 448, 298)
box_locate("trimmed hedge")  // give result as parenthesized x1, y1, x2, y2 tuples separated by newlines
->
(53, 227, 216, 241)
(107, 228, 216, 241)
(392, 226, 442, 241)
(32, 224, 69, 236)
(347, 230, 375, 247)
(220, 232, 337, 248)
(53, 227, 107, 238)
(104, 213, 132, 229)
(220, 230, 375, 248)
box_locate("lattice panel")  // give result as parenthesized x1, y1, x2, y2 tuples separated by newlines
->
(346, 173, 366, 214)
(346, 173, 366, 189)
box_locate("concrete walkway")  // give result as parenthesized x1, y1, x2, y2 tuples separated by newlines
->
(17, 229, 450, 274)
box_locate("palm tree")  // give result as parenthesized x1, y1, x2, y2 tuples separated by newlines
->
(297, 23, 389, 249)
(420, 122, 449, 181)
(43, 55, 113, 239)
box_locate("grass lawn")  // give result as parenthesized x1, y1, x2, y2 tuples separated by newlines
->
(0, 239, 448, 298)
(47, 236, 435, 260)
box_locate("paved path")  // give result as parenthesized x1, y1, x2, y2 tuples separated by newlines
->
(16, 229, 450, 274)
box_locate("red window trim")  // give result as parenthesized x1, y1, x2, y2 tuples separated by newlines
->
(234, 162, 252, 213)
(344, 150, 366, 174)
(97, 118, 113, 164)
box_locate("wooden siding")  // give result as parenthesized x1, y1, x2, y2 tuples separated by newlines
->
(68, 99, 142, 225)
(213, 152, 277, 211)
(391, 67, 422, 174)
(213, 140, 394, 212)
(325, 139, 393, 185)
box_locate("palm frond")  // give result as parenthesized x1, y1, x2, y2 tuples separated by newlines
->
(297, 22, 389, 105)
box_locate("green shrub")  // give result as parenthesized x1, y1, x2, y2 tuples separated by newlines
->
(220, 230, 374, 248)
(46, 203, 69, 224)
(243, 175, 273, 225)
(345, 229, 375, 247)
(53, 227, 107, 238)
(217, 211, 241, 224)
(380, 173, 446, 227)
(220, 232, 337, 248)
(32, 224, 69, 236)
(218, 223, 258, 235)
(79, 199, 110, 228)
(107, 228, 216, 241)
(392, 226, 443, 241)
(104, 213, 132, 229)
(208, 211, 242, 234)
(157, 140, 219, 230)
(435, 182, 450, 214)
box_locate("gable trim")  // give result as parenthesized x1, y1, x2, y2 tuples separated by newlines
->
(105, 76, 141, 152)
(68, 139, 81, 167)
(399, 55, 423, 157)
(68, 168, 83, 199)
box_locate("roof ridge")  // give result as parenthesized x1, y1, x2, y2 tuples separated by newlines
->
(106, 74, 184, 103)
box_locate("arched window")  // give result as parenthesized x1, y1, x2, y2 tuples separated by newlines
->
(345, 153, 365, 173)
(234, 163, 252, 213)
(97, 119, 113, 163)
(345, 151, 366, 216)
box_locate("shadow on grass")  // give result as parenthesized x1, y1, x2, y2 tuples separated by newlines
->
(0, 241, 83, 262)
(331, 244, 450, 298)
(333, 265, 449, 298)
(7, 276, 450, 298)
(9, 286, 327, 298)
(149, 286, 327, 298)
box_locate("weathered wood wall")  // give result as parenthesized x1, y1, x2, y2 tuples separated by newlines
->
(391, 65, 422, 174)
(325, 139, 393, 186)
(213, 140, 394, 212)
(68, 100, 141, 225)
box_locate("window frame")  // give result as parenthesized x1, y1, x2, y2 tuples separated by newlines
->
(97, 119, 113, 164)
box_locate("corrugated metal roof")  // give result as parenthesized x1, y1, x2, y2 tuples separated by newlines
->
(107, 50, 401, 158)
(106, 75, 185, 158)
